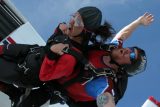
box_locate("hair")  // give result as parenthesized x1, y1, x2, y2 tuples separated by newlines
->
(125, 46, 147, 76)
(75, 7, 115, 52)
(81, 21, 115, 53)
(86, 21, 116, 45)
(93, 21, 116, 43)
(78, 6, 102, 31)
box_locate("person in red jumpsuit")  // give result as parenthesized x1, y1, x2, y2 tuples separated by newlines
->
(39, 12, 153, 107)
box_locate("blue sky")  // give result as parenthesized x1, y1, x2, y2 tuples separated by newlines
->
(6, 0, 160, 107)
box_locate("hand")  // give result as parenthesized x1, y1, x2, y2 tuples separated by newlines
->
(50, 43, 69, 55)
(138, 12, 154, 26)
(59, 23, 70, 35)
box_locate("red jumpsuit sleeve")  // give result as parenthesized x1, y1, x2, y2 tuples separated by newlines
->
(39, 54, 77, 81)
(0, 45, 4, 55)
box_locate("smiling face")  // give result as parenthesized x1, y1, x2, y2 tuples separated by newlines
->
(111, 47, 138, 65)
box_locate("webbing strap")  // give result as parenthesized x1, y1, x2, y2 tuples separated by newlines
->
(61, 47, 116, 87)
(88, 44, 116, 51)
(62, 47, 89, 64)
(15, 88, 32, 107)
(61, 45, 127, 104)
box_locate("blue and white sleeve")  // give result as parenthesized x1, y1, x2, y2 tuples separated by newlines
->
(85, 76, 109, 98)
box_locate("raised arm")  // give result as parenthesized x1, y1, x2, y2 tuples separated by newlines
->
(113, 13, 154, 41)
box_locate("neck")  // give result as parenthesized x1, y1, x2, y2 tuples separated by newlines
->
(69, 36, 82, 44)
(103, 55, 119, 71)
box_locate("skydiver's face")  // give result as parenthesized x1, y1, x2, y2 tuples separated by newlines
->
(68, 12, 84, 37)
(111, 47, 138, 65)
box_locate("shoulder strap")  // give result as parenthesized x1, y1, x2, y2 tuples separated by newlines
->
(61, 47, 116, 87)
(2, 44, 39, 58)
(15, 88, 32, 107)
(114, 72, 128, 104)
(62, 47, 89, 64)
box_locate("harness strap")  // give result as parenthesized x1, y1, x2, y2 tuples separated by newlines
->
(61, 45, 128, 104)
(62, 47, 116, 86)
(50, 44, 127, 104)
(62, 47, 88, 64)
(88, 44, 116, 51)
(45, 81, 69, 105)
(16, 45, 45, 88)
(15, 88, 32, 107)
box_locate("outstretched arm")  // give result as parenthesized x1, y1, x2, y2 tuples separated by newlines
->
(113, 13, 154, 41)
(96, 92, 115, 107)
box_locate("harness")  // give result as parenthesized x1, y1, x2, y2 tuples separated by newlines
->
(46, 34, 128, 105)
(6, 34, 127, 106)
(17, 45, 45, 88)
(61, 46, 117, 86)
(56, 46, 126, 105)
(2, 44, 46, 107)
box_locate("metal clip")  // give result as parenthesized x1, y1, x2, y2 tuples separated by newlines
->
(54, 91, 67, 104)
(29, 47, 40, 53)
(18, 62, 29, 74)
(62, 47, 69, 53)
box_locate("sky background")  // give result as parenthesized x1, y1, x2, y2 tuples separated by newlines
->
(0, 0, 160, 107)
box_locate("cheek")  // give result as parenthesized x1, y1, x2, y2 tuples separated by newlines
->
(116, 59, 124, 65)
(124, 55, 132, 64)
(116, 56, 131, 65)
(112, 50, 119, 57)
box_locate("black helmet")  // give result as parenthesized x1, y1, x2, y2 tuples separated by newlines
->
(126, 47, 147, 76)
(78, 6, 102, 31)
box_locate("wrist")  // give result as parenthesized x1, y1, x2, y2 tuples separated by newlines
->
(136, 18, 142, 25)
(44, 45, 60, 60)
(47, 48, 60, 60)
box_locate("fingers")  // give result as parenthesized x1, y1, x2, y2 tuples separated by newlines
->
(59, 44, 69, 55)
(59, 23, 70, 35)
(145, 12, 153, 18)
(146, 14, 154, 23)
(58, 51, 64, 55)
(143, 12, 149, 17)
(141, 12, 154, 25)
(50, 43, 69, 55)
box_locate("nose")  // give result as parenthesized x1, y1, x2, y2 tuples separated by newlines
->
(120, 48, 130, 56)
(118, 49, 124, 56)
(120, 49, 123, 53)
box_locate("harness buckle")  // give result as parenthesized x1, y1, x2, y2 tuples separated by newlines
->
(18, 62, 29, 74)
(29, 46, 40, 53)
(103, 68, 116, 78)
(54, 91, 67, 104)
(62, 47, 69, 53)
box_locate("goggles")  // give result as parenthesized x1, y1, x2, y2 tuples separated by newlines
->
(70, 14, 94, 33)
(126, 47, 147, 76)
(129, 47, 137, 63)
